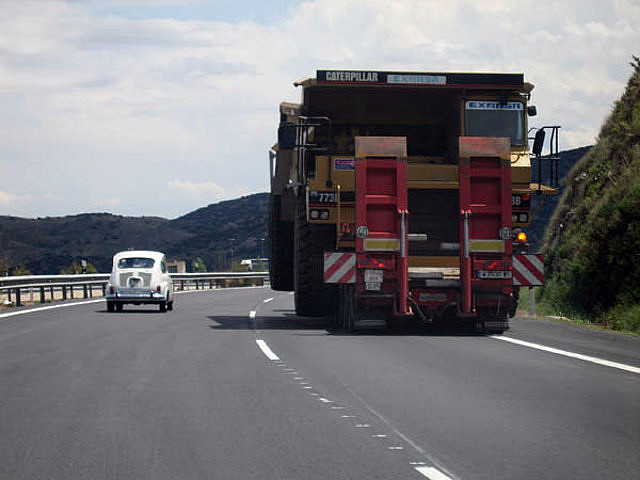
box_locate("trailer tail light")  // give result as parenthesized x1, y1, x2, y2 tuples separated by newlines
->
(516, 232, 527, 243)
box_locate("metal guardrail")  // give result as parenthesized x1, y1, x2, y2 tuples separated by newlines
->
(0, 272, 269, 307)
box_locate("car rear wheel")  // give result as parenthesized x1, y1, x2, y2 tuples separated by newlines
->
(159, 301, 167, 312)
(107, 301, 115, 312)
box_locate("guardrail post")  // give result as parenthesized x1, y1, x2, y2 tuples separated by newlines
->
(83, 284, 88, 299)
(89, 285, 93, 298)
(529, 287, 536, 317)
(70, 285, 74, 299)
(50, 286, 54, 301)
(181, 280, 185, 291)
(62, 286, 67, 300)
(102, 284, 106, 296)
(7, 289, 12, 303)
(15, 288, 21, 307)
(209, 280, 213, 289)
(40, 287, 45, 303)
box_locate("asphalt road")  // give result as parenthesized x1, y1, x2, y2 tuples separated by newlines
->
(1, 287, 638, 480)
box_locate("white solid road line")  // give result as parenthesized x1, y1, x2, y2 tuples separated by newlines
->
(0, 299, 104, 319)
(256, 339, 280, 361)
(415, 466, 453, 480)
(491, 335, 640, 374)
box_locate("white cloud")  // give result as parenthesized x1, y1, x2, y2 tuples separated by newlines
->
(0, 190, 19, 206)
(0, 0, 638, 218)
(0, 189, 35, 210)
(167, 179, 226, 195)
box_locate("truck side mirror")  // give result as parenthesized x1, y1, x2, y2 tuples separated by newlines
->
(527, 105, 537, 117)
(278, 122, 297, 150)
(532, 129, 545, 156)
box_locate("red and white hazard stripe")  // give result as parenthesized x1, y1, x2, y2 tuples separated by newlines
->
(513, 254, 544, 286)
(324, 252, 356, 284)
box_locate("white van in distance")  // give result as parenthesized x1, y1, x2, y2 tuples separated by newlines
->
(106, 250, 174, 312)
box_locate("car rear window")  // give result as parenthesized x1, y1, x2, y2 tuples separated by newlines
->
(117, 257, 155, 269)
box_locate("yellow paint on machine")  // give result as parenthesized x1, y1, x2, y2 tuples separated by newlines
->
(469, 239, 505, 253)
(364, 238, 400, 251)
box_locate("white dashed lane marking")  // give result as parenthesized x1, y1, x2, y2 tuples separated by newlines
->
(415, 466, 454, 480)
(252, 315, 457, 480)
(255, 339, 279, 361)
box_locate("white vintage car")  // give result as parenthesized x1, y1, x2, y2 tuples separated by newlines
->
(106, 250, 174, 312)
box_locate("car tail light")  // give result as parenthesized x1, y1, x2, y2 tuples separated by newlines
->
(156, 285, 161, 292)
(109, 285, 114, 294)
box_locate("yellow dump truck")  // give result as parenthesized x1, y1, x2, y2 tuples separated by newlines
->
(269, 70, 559, 332)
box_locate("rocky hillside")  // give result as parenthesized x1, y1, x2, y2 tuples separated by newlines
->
(541, 58, 640, 331)
(527, 146, 592, 250)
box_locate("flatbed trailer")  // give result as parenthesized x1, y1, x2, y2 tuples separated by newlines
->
(269, 70, 559, 332)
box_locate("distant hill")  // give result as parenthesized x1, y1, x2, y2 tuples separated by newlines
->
(541, 57, 640, 332)
(0, 193, 268, 274)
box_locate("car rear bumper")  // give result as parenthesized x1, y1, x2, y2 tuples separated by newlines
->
(106, 289, 166, 303)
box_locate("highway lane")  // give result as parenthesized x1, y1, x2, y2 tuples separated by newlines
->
(1, 288, 429, 480)
(248, 294, 640, 480)
(1, 288, 638, 480)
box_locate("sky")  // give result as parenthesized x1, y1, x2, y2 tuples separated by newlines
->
(0, 0, 638, 219)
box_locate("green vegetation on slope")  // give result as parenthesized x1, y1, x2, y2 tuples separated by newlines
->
(541, 58, 640, 332)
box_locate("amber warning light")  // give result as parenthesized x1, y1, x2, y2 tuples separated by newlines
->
(516, 232, 528, 243)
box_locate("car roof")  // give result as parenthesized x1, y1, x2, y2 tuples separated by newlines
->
(113, 250, 166, 261)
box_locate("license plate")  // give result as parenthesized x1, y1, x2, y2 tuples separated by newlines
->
(364, 269, 383, 283)
(365, 282, 381, 291)
(477, 270, 512, 279)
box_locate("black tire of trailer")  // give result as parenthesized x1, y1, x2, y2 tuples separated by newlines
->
(293, 195, 335, 317)
(509, 287, 519, 318)
(269, 195, 294, 291)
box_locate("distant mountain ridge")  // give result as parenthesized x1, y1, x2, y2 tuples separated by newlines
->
(0, 193, 269, 274)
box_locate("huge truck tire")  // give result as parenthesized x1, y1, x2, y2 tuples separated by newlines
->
(336, 285, 356, 331)
(269, 195, 294, 291)
(294, 196, 335, 317)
